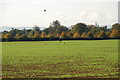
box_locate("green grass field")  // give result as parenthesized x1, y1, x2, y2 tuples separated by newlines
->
(2, 40, 119, 78)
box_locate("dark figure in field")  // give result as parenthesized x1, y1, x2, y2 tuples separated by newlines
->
(59, 37, 62, 42)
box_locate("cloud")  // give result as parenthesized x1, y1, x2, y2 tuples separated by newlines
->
(76, 12, 99, 24)
(87, 12, 99, 21)
(55, 12, 64, 16)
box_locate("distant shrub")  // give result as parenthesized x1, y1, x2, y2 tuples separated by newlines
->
(33, 33, 40, 38)
(73, 32, 80, 38)
(98, 31, 108, 38)
(81, 32, 87, 38)
(110, 29, 120, 38)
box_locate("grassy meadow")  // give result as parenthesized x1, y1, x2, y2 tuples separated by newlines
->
(2, 40, 119, 78)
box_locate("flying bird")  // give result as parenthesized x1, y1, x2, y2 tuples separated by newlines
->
(44, 9, 46, 12)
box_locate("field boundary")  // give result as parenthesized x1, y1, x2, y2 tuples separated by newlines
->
(1, 38, 120, 42)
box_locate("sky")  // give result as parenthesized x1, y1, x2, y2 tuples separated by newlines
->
(0, 0, 119, 28)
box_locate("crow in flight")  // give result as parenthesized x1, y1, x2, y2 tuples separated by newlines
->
(44, 9, 46, 12)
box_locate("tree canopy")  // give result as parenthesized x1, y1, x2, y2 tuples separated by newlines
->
(1, 20, 120, 41)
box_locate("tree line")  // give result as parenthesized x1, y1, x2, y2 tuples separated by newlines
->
(1, 20, 120, 41)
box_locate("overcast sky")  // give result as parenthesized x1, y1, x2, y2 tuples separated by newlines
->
(0, 0, 119, 28)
